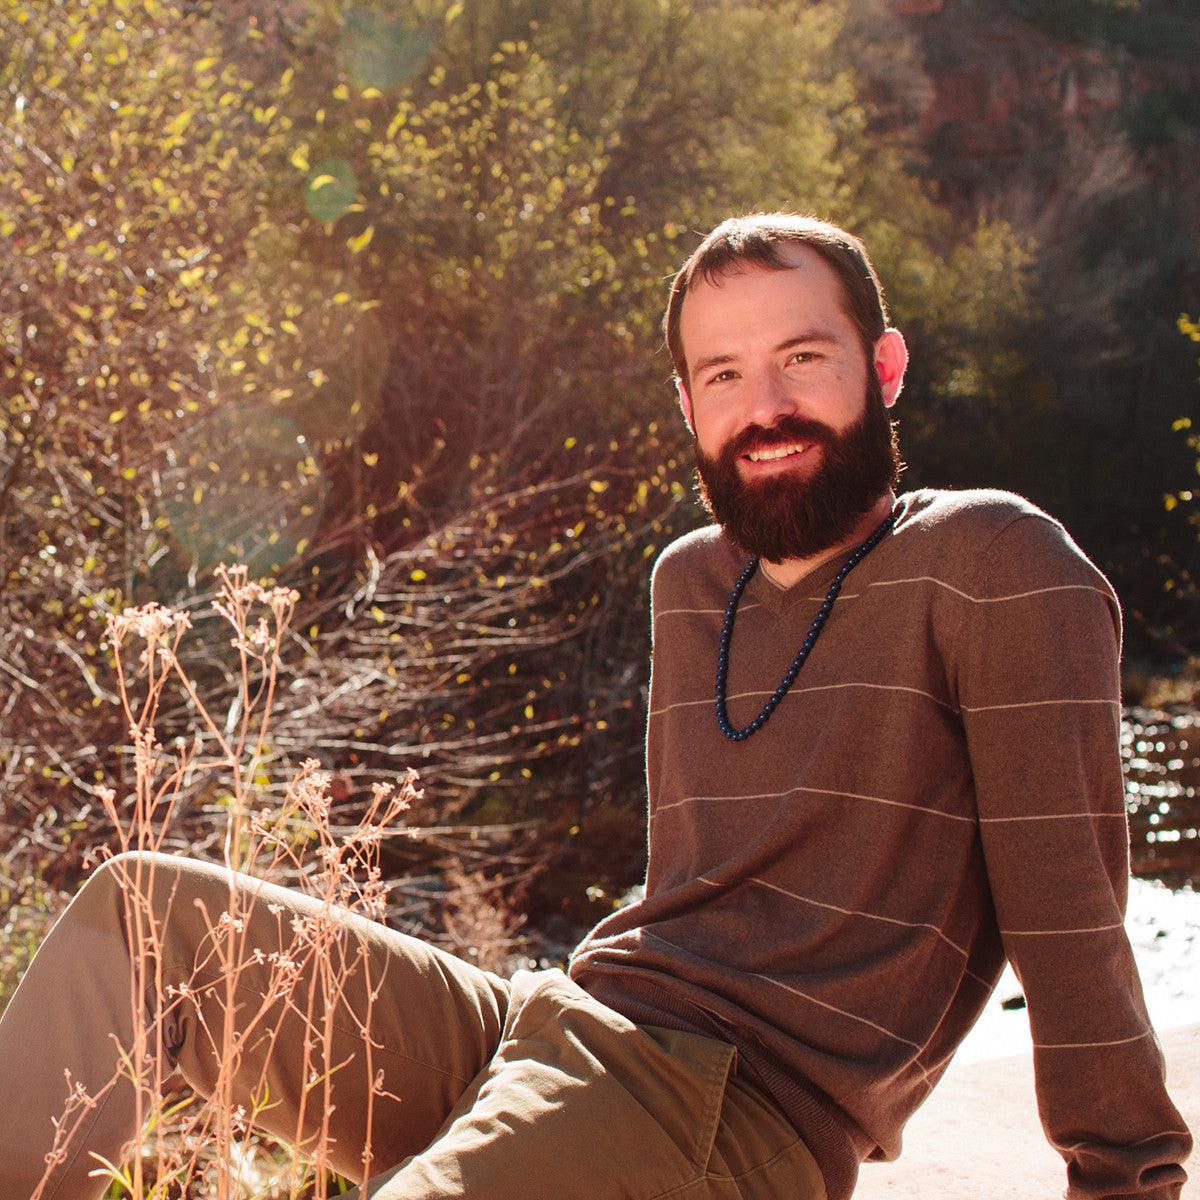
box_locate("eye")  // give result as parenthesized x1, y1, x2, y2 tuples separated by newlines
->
(786, 350, 819, 366)
(705, 369, 737, 386)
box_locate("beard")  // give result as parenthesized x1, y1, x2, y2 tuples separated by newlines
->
(692, 373, 902, 564)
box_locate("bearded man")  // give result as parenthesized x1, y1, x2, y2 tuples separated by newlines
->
(566, 213, 1193, 1199)
(0, 214, 1190, 1200)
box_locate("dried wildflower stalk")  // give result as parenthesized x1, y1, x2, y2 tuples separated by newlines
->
(32, 565, 417, 1200)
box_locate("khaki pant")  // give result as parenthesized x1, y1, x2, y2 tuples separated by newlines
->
(0, 852, 826, 1199)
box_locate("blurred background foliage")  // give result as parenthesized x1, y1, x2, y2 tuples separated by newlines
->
(1, 0, 1198, 953)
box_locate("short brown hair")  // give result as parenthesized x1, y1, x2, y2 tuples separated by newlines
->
(663, 213, 890, 386)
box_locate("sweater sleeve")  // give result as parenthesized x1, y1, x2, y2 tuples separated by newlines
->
(958, 514, 1192, 1200)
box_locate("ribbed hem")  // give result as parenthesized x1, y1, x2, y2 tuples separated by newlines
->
(583, 974, 864, 1200)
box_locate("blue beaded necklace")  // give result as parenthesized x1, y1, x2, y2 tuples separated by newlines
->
(716, 505, 898, 741)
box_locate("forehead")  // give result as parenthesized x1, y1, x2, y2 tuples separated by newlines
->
(679, 243, 857, 358)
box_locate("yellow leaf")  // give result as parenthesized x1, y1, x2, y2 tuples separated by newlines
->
(564, 436, 577, 449)
(108, 409, 126, 424)
(347, 225, 375, 253)
(589, 479, 609, 493)
(410, 568, 427, 581)
(363, 452, 379, 466)
(121, 467, 136, 481)
(332, 83, 350, 101)
(280, 319, 300, 335)
(290, 145, 310, 171)
(165, 110, 194, 138)
(332, 292, 351, 304)
(524, 704, 534, 719)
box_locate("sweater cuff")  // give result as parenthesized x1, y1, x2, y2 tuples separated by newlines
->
(1069, 1181, 1186, 1200)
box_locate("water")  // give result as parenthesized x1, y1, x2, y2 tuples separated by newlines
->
(1124, 707, 1200, 887)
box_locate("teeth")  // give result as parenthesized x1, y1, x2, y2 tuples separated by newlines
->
(747, 442, 807, 462)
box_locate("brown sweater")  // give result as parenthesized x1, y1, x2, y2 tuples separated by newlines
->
(569, 488, 1192, 1200)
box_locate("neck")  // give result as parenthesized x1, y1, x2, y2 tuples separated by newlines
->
(758, 491, 897, 589)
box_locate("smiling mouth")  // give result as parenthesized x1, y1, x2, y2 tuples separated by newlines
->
(742, 441, 810, 464)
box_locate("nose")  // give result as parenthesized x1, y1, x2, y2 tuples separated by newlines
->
(744, 367, 798, 428)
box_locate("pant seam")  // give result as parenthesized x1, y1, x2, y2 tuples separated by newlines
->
(325, 1015, 475, 1087)
(646, 1138, 818, 1200)
(693, 1044, 731, 1170)
(704, 1136, 806, 1181)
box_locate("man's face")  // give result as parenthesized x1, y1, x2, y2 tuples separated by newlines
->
(676, 244, 903, 563)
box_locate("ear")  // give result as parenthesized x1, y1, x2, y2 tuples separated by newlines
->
(675, 375, 696, 436)
(873, 328, 908, 407)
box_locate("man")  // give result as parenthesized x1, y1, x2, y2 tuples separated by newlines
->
(0, 214, 1190, 1200)
(569, 214, 1193, 1198)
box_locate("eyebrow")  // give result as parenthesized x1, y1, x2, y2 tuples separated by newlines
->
(691, 328, 842, 379)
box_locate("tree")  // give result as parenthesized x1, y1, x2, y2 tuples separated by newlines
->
(2, 0, 1034, 926)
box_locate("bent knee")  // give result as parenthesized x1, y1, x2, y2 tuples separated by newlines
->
(89, 848, 179, 891)
(84, 849, 219, 918)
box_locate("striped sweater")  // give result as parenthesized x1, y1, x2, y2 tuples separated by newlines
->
(569, 487, 1192, 1200)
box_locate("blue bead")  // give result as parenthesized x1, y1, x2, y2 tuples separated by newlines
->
(717, 515, 892, 742)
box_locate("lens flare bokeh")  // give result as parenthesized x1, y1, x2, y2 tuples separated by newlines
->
(156, 406, 327, 579)
(338, 9, 435, 92)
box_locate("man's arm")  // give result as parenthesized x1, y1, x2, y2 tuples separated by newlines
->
(958, 513, 1192, 1199)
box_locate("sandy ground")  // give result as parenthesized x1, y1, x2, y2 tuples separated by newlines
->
(954, 877, 1200, 1065)
(857, 878, 1200, 1198)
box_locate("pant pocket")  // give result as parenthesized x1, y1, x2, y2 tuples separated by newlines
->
(505, 970, 737, 1173)
(634, 1022, 738, 1173)
(385, 968, 739, 1200)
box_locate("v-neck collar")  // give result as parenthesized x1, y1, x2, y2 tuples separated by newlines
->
(732, 492, 914, 618)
